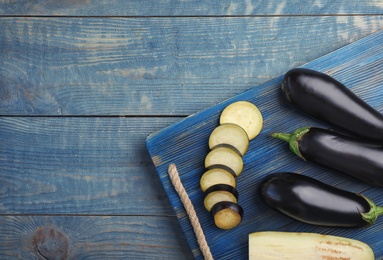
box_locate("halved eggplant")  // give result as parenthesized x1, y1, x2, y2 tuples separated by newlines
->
(203, 184, 238, 211)
(205, 146, 244, 177)
(219, 101, 263, 140)
(200, 167, 236, 192)
(211, 201, 243, 230)
(249, 231, 374, 260)
(209, 123, 249, 156)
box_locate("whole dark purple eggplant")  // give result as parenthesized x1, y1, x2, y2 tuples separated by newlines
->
(282, 68, 383, 142)
(260, 172, 383, 228)
(271, 126, 383, 187)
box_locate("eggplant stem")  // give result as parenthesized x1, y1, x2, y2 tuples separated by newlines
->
(271, 127, 311, 160)
(270, 132, 291, 142)
(361, 194, 383, 226)
(376, 206, 383, 217)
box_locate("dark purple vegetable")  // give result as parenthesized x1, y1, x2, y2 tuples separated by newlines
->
(282, 68, 383, 142)
(271, 127, 383, 187)
(260, 172, 383, 227)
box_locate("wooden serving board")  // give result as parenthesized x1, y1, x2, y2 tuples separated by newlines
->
(146, 30, 383, 260)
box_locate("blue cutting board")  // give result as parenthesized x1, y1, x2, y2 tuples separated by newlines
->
(146, 30, 383, 260)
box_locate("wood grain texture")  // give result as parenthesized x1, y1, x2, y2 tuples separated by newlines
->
(146, 30, 383, 259)
(0, 215, 194, 259)
(2, 1, 383, 259)
(0, 0, 383, 16)
(0, 116, 183, 215)
(1, 17, 383, 116)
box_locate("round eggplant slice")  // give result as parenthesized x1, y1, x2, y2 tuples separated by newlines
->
(219, 101, 263, 141)
(205, 146, 244, 177)
(206, 164, 237, 178)
(200, 167, 236, 192)
(209, 123, 250, 156)
(203, 184, 239, 211)
(211, 201, 243, 230)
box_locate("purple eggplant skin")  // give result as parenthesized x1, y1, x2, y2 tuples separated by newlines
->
(272, 127, 383, 187)
(282, 68, 383, 142)
(260, 172, 383, 228)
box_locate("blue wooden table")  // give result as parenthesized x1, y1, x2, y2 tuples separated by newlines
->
(1, 2, 383, 259)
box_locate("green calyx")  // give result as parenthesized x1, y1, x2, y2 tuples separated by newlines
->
(271, 126, 311, 160)
(360, 194, 383, 226)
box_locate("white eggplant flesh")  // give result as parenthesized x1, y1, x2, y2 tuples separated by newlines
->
(249, 231, 374, 260)
(209, 123, 249, 156)
(205, 146, 244, 177)
(200, 167, 236, 192)
(212, 201, 243, 230)
(219, 101, 263, 140)
(203, 190, 238, 211)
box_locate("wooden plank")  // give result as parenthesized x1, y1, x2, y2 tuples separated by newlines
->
(1, 17, 383, 116)
(146, 30, 383, 259)
(0, 116, 184, 215)
(0, 215, 194, 259)
(0, 0, 383, 16)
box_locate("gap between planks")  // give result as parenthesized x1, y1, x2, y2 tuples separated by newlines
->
(1, 14, 383, 19)
(0, 115, 188, 118)
(0, 213, 177, 217)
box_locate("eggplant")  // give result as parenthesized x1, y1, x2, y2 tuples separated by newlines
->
(209, 123, 249, 156)
(271, 126, 383, 186)
(200, 167, 236, 192)
(211, 201, 243, 230)
(205, 146, 244, 177)
(249, 232, 375, 260)
(282, 68, 383, 142)
(203, 184, 239, 211)
(219, 101, 263, 141)
(260, 172, 383, 228)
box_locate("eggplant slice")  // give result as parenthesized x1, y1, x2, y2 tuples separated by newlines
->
(200, 167, 236, 192)
(219, 101, 263, 140)
(205, 146, 244, 177)
(203, 184, 239, 211)
(211, 201, 243, 230)
(209, 123, 249, 156)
